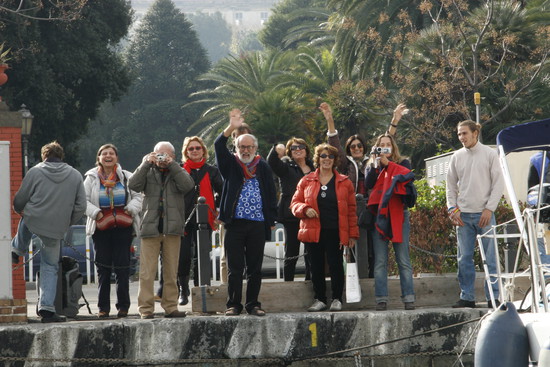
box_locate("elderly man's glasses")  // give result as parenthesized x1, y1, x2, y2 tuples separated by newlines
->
(290, 144, 307, 151)
(187, 146, 202, 151)
(319, 153, 335, 159)
(238, 145, 256, 151)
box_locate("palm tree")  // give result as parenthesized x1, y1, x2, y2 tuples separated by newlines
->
(187, 49, 308, 142)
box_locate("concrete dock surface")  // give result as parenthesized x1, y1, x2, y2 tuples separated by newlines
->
(0, 278, 498, 366)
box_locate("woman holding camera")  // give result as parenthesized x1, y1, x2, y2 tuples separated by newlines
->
(84, 144, 143, 318)
(365, 134, 416, 311)
(291, 143, 359, 312)
(320, 102, 407, 278)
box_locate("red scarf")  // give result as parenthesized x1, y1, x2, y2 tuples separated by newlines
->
(235, 154, 261, 179)
(183, 158, 216, 229)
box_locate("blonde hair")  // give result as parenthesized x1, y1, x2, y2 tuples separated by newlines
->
(181, 136, 208, 162)
(372, 134, 404, 164)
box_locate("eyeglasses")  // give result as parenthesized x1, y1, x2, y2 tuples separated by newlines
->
(319, 153, 335, 159)
(187, 146, 202, 151)
(290, 144, 306, 151)
(350, 143, 363, 150)
(238, 145, 256, 151)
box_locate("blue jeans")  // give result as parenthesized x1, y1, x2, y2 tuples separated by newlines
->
(372, 210, 415, 303)
(12, 218, 60, 313)
(456, 212, 499, 301)
(538, 237, 550, 266)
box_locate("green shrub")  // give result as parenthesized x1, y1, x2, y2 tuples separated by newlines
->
(408, 179, 458, 274)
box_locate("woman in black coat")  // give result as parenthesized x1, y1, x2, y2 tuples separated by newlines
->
(267, 138, 314, 281)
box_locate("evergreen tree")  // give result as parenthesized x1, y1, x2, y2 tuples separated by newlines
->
(0, 0, 133, 166)
(78, 0, 211, 171)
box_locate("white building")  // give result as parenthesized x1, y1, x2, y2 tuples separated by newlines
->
(425, 148, 533, 203)
(132, 0, 280, 32)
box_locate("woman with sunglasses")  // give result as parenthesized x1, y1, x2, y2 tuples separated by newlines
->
(290, 144, 359, 312)
(365, 133, 416, 311)
(267, 138, 314, 281)
(320, 102, 407, 278)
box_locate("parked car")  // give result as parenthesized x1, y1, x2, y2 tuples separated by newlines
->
(24, 225, 137, 283)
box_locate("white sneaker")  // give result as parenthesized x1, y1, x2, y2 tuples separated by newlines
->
(307, 300, 327, 312)
(330, 299, 342, 311)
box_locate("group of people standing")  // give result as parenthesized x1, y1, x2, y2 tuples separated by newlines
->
(14, 101, 512, 323)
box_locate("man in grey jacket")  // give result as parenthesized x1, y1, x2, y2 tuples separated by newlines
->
(128, 141, 194, 319)
(11, 141, 86, 323)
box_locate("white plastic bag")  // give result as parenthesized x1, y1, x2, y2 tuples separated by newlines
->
(345, 248, 362, 303)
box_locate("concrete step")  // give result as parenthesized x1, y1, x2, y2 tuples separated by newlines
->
(191, 273, 531, 313)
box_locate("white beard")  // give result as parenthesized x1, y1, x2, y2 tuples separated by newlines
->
(238, 153, 254, 164)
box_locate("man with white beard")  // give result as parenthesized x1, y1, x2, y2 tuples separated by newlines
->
(214, 109, 278, 317)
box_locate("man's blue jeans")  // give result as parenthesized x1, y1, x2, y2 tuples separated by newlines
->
(12, 218, 60, 313)
(372, 210, 415, 303)
(456, 212, 499, 302)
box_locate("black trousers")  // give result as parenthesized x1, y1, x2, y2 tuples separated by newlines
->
(305, 228, 344, 304)
(282, 221, 311, 281)
(92, 226, 132, 312)
(224, 219, 265, 312)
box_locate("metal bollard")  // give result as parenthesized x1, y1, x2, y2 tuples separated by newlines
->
(196, 196, 211, 286)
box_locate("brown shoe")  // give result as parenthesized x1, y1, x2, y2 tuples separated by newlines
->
(140, 312, 154, 319)
(225, 307, 241, 316)
(164, 310, 187, 318)
(117, 310, 128, 318)
(404, 302, 415, 310)
(248, 306, 266, 316)
(376, 302, 387, 311)
(98, 311, 109, 318)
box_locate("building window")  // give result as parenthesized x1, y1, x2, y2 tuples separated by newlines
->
(235, 12, 243, 20)
(260, 12, 268, 20)
(427, 165, 432, 178)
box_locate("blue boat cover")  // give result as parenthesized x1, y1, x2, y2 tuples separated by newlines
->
(496, 118, 550, 154)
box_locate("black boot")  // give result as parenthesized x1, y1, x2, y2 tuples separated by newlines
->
(178, 276, 190, 306)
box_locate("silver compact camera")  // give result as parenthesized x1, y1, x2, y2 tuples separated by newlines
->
(372, 147, 391, 155)
(156, 153, 167, 162)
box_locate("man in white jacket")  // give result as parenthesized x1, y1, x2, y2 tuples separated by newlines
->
(12, 141, 86, 322)
(446, 120, 505, 308)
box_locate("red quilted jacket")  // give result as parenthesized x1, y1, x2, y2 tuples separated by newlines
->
(290, 169, 359, 244)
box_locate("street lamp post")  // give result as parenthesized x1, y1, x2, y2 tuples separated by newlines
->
(19, 104, 34, 176)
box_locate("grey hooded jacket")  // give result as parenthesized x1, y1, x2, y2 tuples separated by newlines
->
(13, 161, 87, 240)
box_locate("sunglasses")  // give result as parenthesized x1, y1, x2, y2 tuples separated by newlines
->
(350, 143, 363, 150)
(290, 144, 307, 151)
(319, 153, 335, 159)
(187, 146, 203, 151)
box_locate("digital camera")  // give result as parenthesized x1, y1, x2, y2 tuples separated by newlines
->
(372, 147, 391, 155)
(156, 153, 167, 162)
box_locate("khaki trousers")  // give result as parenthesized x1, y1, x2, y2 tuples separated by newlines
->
(138, 235, 181, 315)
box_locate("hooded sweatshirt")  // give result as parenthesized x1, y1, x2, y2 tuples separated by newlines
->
(13, 161, 86, 239)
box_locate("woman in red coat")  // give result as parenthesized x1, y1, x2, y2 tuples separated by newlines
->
(291, 143, 359, 312)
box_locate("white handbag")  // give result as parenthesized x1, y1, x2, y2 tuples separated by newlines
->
(345, 247, 362, 303)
